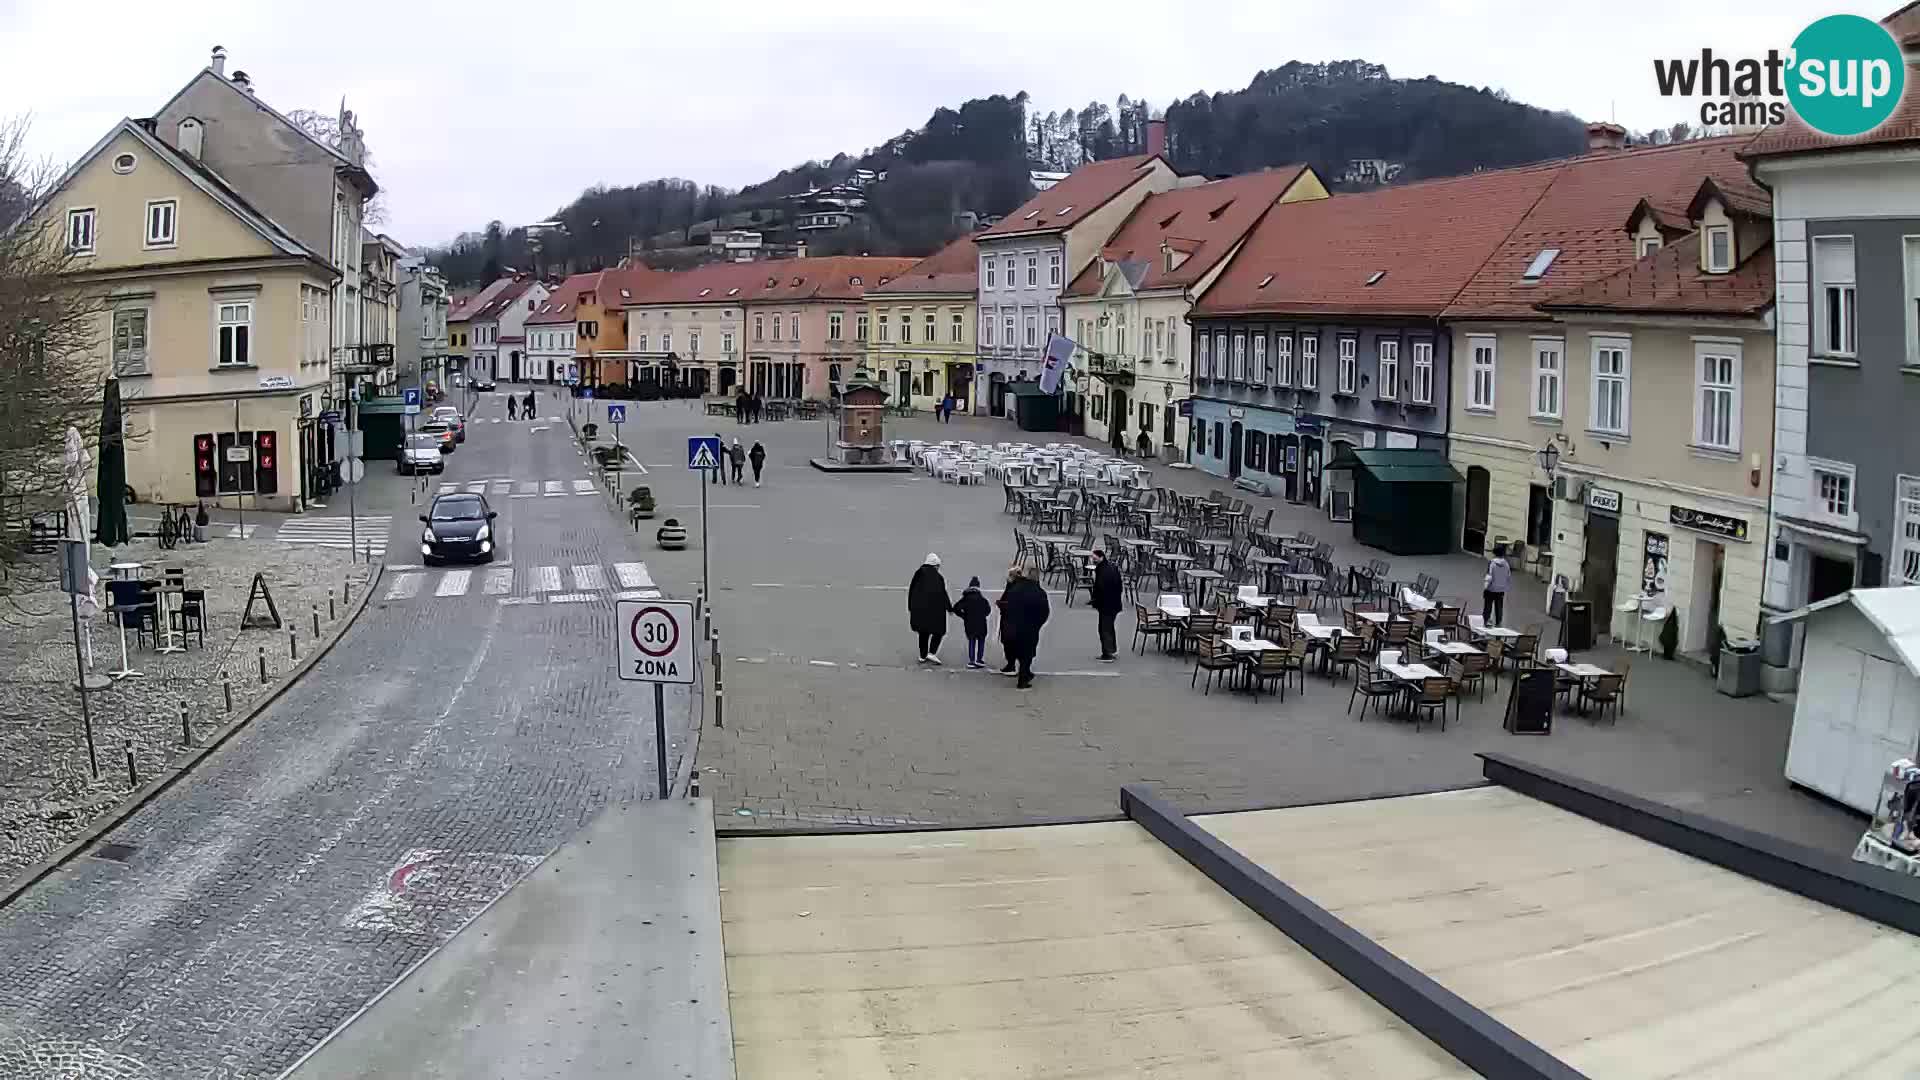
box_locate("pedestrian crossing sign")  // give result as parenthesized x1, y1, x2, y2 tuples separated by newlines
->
(606, 404, 626, 424)
(688, 436, 721, 470)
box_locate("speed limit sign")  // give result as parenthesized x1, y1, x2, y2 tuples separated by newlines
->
(616, 599, 694, 684)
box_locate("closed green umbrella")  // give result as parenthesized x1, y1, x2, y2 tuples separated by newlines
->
(94, 378, 129, 547)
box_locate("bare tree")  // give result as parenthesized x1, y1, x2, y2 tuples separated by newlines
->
(286, 108, 387, 226)
(0, 116, 104, 600)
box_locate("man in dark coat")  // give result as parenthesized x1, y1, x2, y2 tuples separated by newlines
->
(996, 567, 1022, 676)
(1089, 549, 1125, 663)
(907, 553, 952, 664)
(1002, 568, 1051, 690)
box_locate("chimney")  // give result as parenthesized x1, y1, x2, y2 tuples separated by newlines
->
(1146, 118, 1167, 159)
(231, 70, 253, 94)
(178, 117, 204, 160)
(1586, 121, 1627, 153)
(210, 45, 227, 77)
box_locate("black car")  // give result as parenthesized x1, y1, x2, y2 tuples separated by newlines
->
(420, 493, 497, 565)
(469, 372, 497, 392)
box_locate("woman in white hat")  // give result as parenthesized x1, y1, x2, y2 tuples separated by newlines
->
(907, 553, 952, 663)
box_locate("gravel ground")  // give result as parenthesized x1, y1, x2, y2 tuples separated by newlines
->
(0, 534, 373, 884)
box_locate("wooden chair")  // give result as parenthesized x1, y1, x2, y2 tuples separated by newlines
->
(1182, 613, 1221, 653)
(1326, 635, 1366, 684)
(1277, 635, 1310, 696)
(1347, 666, 1403, 721)
(1452, 652, 1491, 702)
(1246, 648, 1292, 702)
(1409, 677, 1453, 731)
(170, 588, 207, 647)
(1484, 638, 1508, 681)
(1615, 656, 1633, 712)
(1432, 604, 1461, 639)
(1582, 673, 1625, 724)
(1191, 637, 1238, 695)
(1133, 603, 1175, 655)
(1504, 633, 1539, 673)
(1381, 619, 1413, 655)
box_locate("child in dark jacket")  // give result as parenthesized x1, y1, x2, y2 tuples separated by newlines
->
(951, 576, 993, 669)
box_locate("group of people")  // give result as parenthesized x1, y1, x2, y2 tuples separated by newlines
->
(733, 390, 769, 424)
(504, 390, 538, 421)
(933, 395, 960, 423)
(710, 434, 767, 487)
(905, 548, 1128, 690)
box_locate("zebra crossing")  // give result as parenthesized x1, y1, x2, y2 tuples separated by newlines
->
(432, 478, 599, 500)
(381, 561, 661, 606)
(277, 515, 391, 557)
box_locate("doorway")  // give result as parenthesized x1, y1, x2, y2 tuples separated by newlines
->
(1580, 512, 1620, 608)
(1301, 437, 1323, 505)
(1810, 553, 1854, 604)
(1228, 422, 1244, 479)
(717, 367, 736, 395)
(1109, 388, 1129, 451)
(1464, 466, 1490, 554)
(1689, 538, 1726, 653)
(897, 369, 911, 402)
(1526, 484, 1552, 548)
(989, 377, 1008, 417)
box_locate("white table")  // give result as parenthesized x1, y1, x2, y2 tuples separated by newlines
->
(1400, 591, 1437, 613)
(1557, 662, 1613, 679)
(1295, 622, 1339, 642)
(1427, 640, 1484, 657)
(1353, 610, 1390, 624)
(1477, 626, 1520, 639)
(1157, 603, 1191, 620)
(1381, 662, 1443, 681)
(1223, 637, 1281, 654)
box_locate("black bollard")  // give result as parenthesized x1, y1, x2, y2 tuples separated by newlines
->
(690, 775, 701, 799)
(180, 701, 192, 747)
(329, 590, 337, 621)
(343, 576, 351, 604)
(222, 671, 232, 714)
(312, 603, 320, 638)
(258, 646, 268, 684)
(714, 687, 724, 730)
(124, 739, 137, 788)
(289, 631, 298, 662)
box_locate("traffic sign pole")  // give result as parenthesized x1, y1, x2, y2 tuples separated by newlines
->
(700, 466, 710, 610)
(654, 683, 668, 799)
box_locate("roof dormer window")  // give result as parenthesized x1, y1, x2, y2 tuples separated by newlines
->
(1521, 248, 1561, 280)
(1705, 225, 1733, 273)
(1638, 236, 1662, 258)
(1023, 209, 1040, 220)
(727, 287, 740, 296)
(698, 288, 711, 297)
(849, 276, 861, 286)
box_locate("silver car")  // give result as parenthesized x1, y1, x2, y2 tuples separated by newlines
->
(398, 433, 444, 475)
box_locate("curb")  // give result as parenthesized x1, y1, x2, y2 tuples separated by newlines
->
(0, 561, 386, 911)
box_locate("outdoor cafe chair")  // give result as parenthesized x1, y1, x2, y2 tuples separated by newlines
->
(1348, 665, 1403, 721)
(1133, 603, 1176, 654)
(1580, 673, 1626, 724)
(1453, 652, 1492, 702)
(1191, 636, 1238, 695)
(1505, 633, 1540, 671)
(1410, 677, 1454, 731)
(1326, 634, 1365, 684)
(1182, 612, 1221, 653)
(171, 588, 207, 648)
(1247, 648, 1293, 702)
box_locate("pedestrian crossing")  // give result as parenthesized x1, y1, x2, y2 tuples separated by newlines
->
(380, 561, 662, 606)
(278, 515, 391, 557)
(433, 478, 601, 499)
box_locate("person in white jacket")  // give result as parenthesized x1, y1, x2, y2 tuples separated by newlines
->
(1483, 543, 1512, 627)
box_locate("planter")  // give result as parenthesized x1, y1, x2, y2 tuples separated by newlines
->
(582, 423, 599, 440)
(656, 518, 688, 550)
(193, 524, 209, 543)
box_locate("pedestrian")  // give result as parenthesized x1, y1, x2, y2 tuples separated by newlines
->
(736, 389, 749, 424)
(729, 437, 746, 485)
(996, 566, 1021, 675)
(952, 576, 992, 669)
(506, 396, 517, 421)
(908, 553, 952, 664)
(751, 392, 765, 424)
(1136, 429, 1153, 460)
(1089, 549, 1124, 663)
(1001, 565, 1051, 690)
(1483, 542, 1512, 627)
(523, 390, 537, 419)
(938, 395, 950, 423)
(748, 440, 766, 486)
(712, 432, 728, 485)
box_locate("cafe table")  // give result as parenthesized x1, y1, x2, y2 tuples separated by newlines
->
(1248, 554, 1291, 594)
(1221, 635, 1282, 691)
(1427, 640, 1484, 658)
(1179, 567, 1225, 608)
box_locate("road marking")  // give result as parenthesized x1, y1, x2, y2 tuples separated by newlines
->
(542, 481, 564, 497)
(463, 481, 487, 494)
(516, 481, 537, 495)
(750, 582, 784, 588)
(547, 592, 595, 604)
(571, 564, 606, 590)
(489, 418, 502, 423)
(435, 570, 471, 597)
(509, 493, 539, 499)
(612, 562, 653, 589)
(861, 585, 904, 591)
(529, 425, 550, 433)
(384, 563, 423, 571)
(670, 504, 760, 509)
(498, 596, 539, 606)
(545, 415, 560, 422)
(385, 573, 423, 601)
(616, 589, 662, 600)
(809, 660, 837, 667)
(532, 565, 562, 592)
(482, 568, 513, 595)
(490, 479, 512, 495)
(623, 449, 649, 475)
(571, 479, 595, 495)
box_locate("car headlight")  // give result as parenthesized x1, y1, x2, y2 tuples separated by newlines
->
(423, 527, 435, 543)
(476, 524, 490, 541)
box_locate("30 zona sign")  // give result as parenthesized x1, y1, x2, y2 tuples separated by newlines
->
(616, 599, 695, 683)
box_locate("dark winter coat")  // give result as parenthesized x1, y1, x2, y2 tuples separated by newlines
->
(1001, 577, 1051, 654)
(951, 587, 991, 639)
(729, 443, 746, 466)
(907, 565, 951, 634)
(748, 444, 766, 467)
(1090, 559, 1124, 615)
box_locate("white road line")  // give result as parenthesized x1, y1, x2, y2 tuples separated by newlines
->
(435, 570, 472, 596)
(571, 564, 606, 590)
(616, 589, 662, 600)
(490, 480, 512, 495)
(498, 596, 539, 606)
(463, 481, 487, 494)
(571, 479, 595, 495)
(612, 562, 654, 589)
(482, 568, 513, 595)
(547, 592, 595, 604)
(543, 481, 564, 497)
(529, 425, 550, 433)
(489, 417, 502, 423)
(808, 660, 838, 667)
(509, 493, 538, 499)
(532, 565, 562, 592)
(384, 573, 423, 601)
(545, 415, 560, 422)
(384, 563, 423, 571)
(750, 582, 784, 588)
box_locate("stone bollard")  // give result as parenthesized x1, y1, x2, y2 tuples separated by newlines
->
(257, 646, 268, 684)
(222, 671, 232, 714)
(179, 701, 191, 747)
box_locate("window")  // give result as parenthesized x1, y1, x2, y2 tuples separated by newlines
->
(689, 331, 701, 356)
(1251, 335, 1267, 383)
(1213, 333, 1228, 380)
(1908, 237, 1920, 364)
(1274, 334, 1293, 386)
(1590, 337, 1630, 435)
(1048, 252, 1061, 286)
(925, 312, 936, 343)
(1813, 236, 1856, 357)
(145, 199, 177, 247)
(1195, 417, 1207, 454)
(662, 331, 673, 354)
(828, 312, 842, 340)
(1705, 226, 1733, 273)
(1531, 339, 1562, 418)
(1810, 459, 1856, 526)
(985, 260, 996, 289)
(1521, 249, 1561, 280)
(950, 311, 963, 343)
(1898, 477, 1920, 585)
(771, 315, 782, 342)
(754, 314, 764, 342)
(112, 152, 137, 174)
(636, 333, 648, 351)
(722, 331, 734, 353)
(1154, 319, 1166, 358)
(1213, 422, 1224, 458)
(66, 208, 95, 254)
(1638, 235, 1662, 258)
(1004, 258, 1016, 288)
(982, 315, 993, 346)
(857, 314, 869, 342)
(1299, 335, 1319, 389)
(1117, 322, 1127, 357)
(1376, 339, 1399, 399)
(112, 308, 149, 375)
(1025, 314, 1036, 348)
(1003, 314, 1014, 347)
(1410, 341, 1434, 404)
(1695, 343, 1740, 451)
(216, 301, 252, 366)
(1046, 310, 1060, 342)
(1467, 335, 1495, 410)
(790, 315, 799, 341)
(1026, 255, 1037, 286)
(1336, 336, 1358, 394)
(901, 314, 913, 344)
(1196, 332, 1211, 379)
(1231, 333, 1247, 382)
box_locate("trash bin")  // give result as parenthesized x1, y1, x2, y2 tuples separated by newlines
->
(1718, 636, 1762, 697)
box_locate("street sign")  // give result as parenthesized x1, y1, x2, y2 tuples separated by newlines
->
(224, 446, 253, 463)
(617, 599, 694, 684)
(345, 458, 366, 483)
(606, 404, 627, 424)
(402, 387, 422, 406)
(582, 388, 595, 400)
(687, 436, 721, 470)
(319, 409, 342, 424)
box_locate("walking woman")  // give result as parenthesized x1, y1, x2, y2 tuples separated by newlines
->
(748, 441, 766, 487)
(908, 553, 952, 664)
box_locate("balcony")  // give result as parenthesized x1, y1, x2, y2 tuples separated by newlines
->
(1086, 351, 1134, 385)
(336, 342, 394, 374)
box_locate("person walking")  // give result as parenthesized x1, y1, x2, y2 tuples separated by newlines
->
(523, 390, 537, 419)
(735, 389, 750, 424)
(1089, 549, 1124, 663)
(951, 576, 992, 669)
(506, 396, 517, 421)
(1483, 542, 1512, 627)
(1002, 566, 1051, 690)
(997, 567, 1022, 675)
(1136, 429, 1153, 460)
(728, 438, 746, 485)
(751, 392, 765, 424)
(908, 553, 952, 664)
(940, 395, 952, 423)
(748, 440, 766, 486)
(712, 432, 729, 485)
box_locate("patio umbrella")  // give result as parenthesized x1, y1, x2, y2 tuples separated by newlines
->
(95, 378, 130, 548)
(63, 426, 97, 598)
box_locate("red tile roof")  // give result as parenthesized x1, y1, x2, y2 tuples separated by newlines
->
(1537, 231, 1774, 318)
(1443, 135, 1763, 319)
(617, 257, 918, 307)
(599, 264, 665, 306)
(1194, 166, 1562, 318)
(978, 154, 1169, 239)
(1061, 166, 1312, 299)
(468, 277, 537, 322)
(448, 276, 515, 322)
(526, 272, 599, 325)
(1742, 61, 1920, 159)
(1886, 1, 1920, 46)
(869, 234, 978, 296)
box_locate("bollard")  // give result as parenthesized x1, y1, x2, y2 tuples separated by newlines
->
(312, 603, 321, 639)
(258, 646, 268, 684)
(714, 687, 724, 730)
(289, 631, 299, 663)
(124, 739, 137, 788)
(690, 775, 701, 799)
(180, 701, 192, 747)
(329, 591, 337, 621)
(222, 671, 232, 714)
(713, 634, 722, 684)
(343, 576, 352, 604)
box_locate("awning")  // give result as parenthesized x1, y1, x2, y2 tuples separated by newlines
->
(1320, 446, 1462, 484)
(1775, 514, 1870, 547)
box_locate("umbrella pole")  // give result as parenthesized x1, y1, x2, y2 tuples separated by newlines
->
(69, 592, 100, 778)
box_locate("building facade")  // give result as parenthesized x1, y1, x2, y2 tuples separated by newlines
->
(466, 277, 547, 383)
(525, 273, 593, 384)
(621, 261, 757, 396)
(740, 256, 916, 401)
(865, 235, 978, 412)
(396, 256, 449, 392)
(356, 229, 402, 392)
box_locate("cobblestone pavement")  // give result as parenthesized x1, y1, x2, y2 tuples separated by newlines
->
(1, 532, 371, 882)
(0, 393, 696, 1080)
(588, 403, 1860, 851)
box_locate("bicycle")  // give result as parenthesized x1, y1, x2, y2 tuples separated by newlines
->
(155, 504, 196, 549)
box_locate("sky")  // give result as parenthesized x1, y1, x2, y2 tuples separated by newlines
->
(0, 1, 1841, 249)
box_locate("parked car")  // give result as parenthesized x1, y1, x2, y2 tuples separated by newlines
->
(398, 433, 445, 475)
(469, 372, 496, 392)
(420, 492, 497, 565)
(418, 420, 456, 454)
(432, 405, 466, 442)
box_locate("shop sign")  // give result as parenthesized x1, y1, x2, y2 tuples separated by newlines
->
(1642, 531, 1670, 596)
(1587, 485, 1623, 514)
(1293, 416, 1323, 434)
(1670, 505, 1750, 541)
(299, 394, 313, 419)
(895, 360, 912, 371)
(258, 374, 294, 390)
(1177, 399, 1193, 417)
(1227, 407, 1246, 419)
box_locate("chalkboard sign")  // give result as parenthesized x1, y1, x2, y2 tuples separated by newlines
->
(1503, 669, 1555, 735)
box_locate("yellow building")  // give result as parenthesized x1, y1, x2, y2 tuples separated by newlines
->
(35, 118, 338, 511)
(865, 235, 978, 411)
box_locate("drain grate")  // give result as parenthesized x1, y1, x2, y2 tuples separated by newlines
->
(91, 843, 139, 863)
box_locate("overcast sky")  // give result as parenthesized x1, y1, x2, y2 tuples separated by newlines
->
(0, 1, 1836, 248)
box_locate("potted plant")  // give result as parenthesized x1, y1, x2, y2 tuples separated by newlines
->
(1658, 608, 1680, 660)
(193, 502, 210, 543)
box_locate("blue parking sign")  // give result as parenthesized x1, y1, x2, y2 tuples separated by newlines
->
(606, 404, 627, 424)
(402, 387, 421, 406)
(688, 436, 721, 470)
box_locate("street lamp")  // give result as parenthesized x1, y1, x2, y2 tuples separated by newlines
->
(1536, 439, 1561, 475)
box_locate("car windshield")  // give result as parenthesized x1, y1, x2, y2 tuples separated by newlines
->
(430, 497, 485, 521)
(406, 435, 439, 450)
(421, 423, 448, 433)
(434, 408, 459, 420)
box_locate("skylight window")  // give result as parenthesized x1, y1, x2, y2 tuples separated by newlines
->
(791, 276, 803, 286)
(767, 277, 777, 288)
(1258, 274, 1275, 288)
(1521, 248, 1561, 280)
(1159, 213, 1179, 229)
(849, 276, 861, 286)
(698, 288, 711, 297)
(1365, 270, 1387, 286)
(620, 289, 631, 299)
(1207, 201, 1233, 221)
(727, 287, 740, 296)
(1056, 206, 1074, 216)
(1024, 209, 1040, 220)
